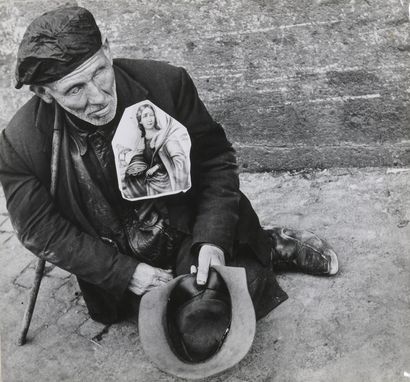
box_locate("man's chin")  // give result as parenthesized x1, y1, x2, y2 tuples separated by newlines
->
(75, 105, 117, 126)
(86, 112, 116, 126)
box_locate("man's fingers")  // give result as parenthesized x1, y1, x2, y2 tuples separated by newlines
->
(196, 269, 208, 285)
(209, 252, 225, 266)
(155, 278, 169, 287)
(197, 252, 210, 285)
(147, 277, 168, 290)
(156, 276, 172, 284)
(156, 272, 173, 283)
(154, 268, 173, 282)
(157, 269, 173, 278)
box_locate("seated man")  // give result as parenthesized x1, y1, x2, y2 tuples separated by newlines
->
(0, 6, 338, 325)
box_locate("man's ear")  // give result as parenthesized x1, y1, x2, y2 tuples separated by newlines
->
(30, 85, 54, 104)
(101, 37, 113, 64)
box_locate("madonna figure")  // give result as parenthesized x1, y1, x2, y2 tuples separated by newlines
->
(125, 103, 190, 198)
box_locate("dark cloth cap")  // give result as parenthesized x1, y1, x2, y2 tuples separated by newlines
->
(15, 6, 102, 89)
(166, 269, 232, 363)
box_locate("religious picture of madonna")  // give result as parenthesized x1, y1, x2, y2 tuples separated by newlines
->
(112, 100, 192, 201)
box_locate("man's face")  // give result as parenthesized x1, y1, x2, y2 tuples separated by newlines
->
(44, 44, 117, 126)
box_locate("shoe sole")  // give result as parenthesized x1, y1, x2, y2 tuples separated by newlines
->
(324, 248, 339, 275)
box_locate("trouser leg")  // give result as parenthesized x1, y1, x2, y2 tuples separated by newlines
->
(78, 278, 141, 324)
(230, 244, 288, 320)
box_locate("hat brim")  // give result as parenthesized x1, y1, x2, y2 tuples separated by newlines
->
(138, 265, 256, 379)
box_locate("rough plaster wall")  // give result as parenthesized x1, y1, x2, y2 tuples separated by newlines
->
(0, 0, 409, 171)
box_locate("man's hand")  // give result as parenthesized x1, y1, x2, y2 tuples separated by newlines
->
(194, 244, 225, 285)
(128, 263, 173, 296)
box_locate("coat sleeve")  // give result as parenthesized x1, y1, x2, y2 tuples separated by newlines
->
(0, 128, 138, 301)
(175, 68, 241, 258)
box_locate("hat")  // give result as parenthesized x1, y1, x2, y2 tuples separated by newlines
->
(15, 6, 102, 89)
(138, 266, 256, 379)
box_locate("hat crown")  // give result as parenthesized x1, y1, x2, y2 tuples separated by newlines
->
(15, 6, 102, 88)
(167, 270, 232, 363)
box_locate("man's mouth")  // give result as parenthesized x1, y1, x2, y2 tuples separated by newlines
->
(90, 104, 110, 117)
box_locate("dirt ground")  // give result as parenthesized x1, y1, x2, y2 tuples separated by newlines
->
(1, 167, 409, 382)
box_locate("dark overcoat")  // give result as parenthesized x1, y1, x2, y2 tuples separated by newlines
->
(0, 59, 287, 323)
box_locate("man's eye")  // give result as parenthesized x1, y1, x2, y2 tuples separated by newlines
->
(69, 87, 81, 95)
(94, 67, 106, 77)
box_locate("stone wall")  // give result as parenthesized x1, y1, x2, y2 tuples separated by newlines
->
(1, 0, 409, 171)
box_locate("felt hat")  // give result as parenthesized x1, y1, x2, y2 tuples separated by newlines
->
(138, 265, 256, 380)
(15, 6, 102, 89)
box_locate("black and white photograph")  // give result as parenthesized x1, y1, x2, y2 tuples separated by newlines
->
(0, 1, 409, 381)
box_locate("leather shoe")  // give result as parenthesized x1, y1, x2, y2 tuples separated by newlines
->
(268, 227, 339, 275)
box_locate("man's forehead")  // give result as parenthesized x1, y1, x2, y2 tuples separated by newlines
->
(49, 49, 108, 89)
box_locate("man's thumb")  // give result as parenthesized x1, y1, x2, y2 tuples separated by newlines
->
(196, 267, 208, 285)
(196, 254, 210, 285)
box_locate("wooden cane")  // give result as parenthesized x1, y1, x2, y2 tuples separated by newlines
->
(17, 104, 62, 345)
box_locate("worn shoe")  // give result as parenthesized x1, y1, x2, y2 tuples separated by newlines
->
(268, 227, 339, 276)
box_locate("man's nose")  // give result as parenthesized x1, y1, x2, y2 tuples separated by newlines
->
(86, 81, 105, 104)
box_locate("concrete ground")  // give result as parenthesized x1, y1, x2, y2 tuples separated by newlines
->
(0, 167, 409, 382)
